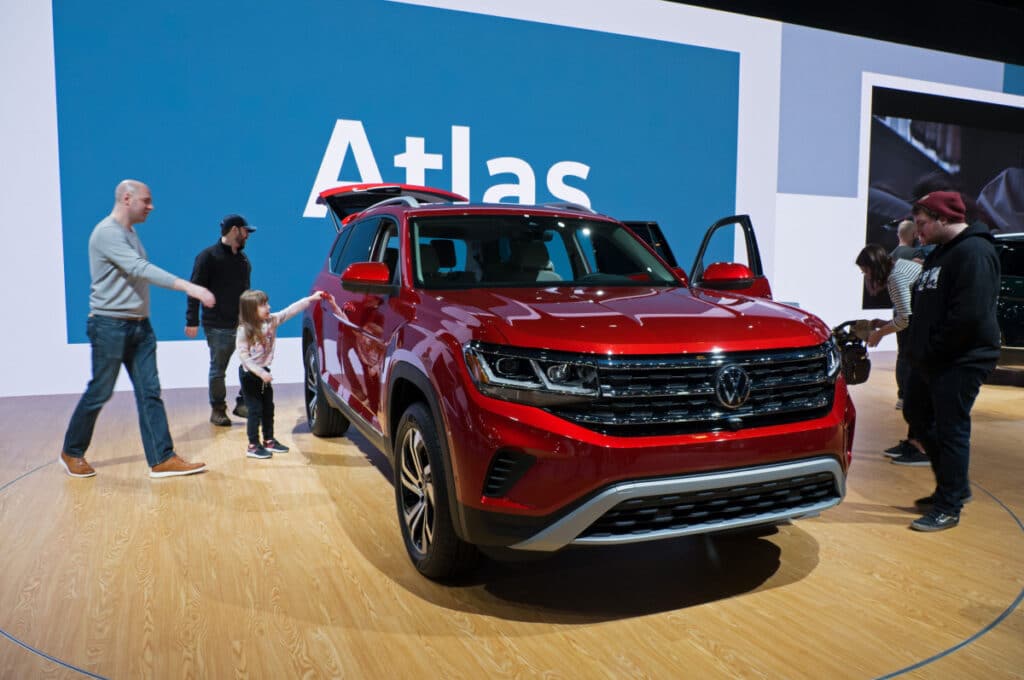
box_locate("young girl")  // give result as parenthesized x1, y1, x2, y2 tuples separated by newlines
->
(236, 289, 333, 458)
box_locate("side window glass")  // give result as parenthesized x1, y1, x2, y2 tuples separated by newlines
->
(334, 217, 380, 274)
(328, 229, 353, 274)
(700, 223, 748, 269)
(371, 218, 401, 283)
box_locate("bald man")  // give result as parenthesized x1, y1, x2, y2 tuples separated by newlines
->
(60, 180, 215, 478)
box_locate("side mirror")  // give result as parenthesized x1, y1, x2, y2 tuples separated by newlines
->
(341, 262, 397, 295)
(698, 262, 755, 290)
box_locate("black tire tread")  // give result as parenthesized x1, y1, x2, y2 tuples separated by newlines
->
(305, 343, 350, 437)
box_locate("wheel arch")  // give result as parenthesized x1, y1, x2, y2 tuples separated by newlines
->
(387, 362, 471, 542)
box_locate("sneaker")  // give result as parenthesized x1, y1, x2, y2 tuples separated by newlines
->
(914, 492, 973, 509)
(894, 399, 904, 410)
(883, 440, 911, 458)
(891, 448, 930, 466)
(263, 439, 289, 454)
(910, 511, 959, 532)
(150, 454, 207, 478)
(246, 444, 272, 459)
(59, 451, 96, 478)
(233, 402, 248, 418)
(210, 406, 231, 427)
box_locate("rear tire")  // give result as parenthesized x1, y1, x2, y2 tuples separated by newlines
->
(304, 343, 349, 437)
(394, 402, 478, 580)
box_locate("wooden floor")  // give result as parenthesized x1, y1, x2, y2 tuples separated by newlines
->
(1, 357, 1022, 679)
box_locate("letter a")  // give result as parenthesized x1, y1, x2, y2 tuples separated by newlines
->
(304, 120, 383, 218)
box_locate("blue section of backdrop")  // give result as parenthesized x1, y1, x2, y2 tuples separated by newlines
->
(1007, 64, 1024, 96)
(54, 0, 739, 343)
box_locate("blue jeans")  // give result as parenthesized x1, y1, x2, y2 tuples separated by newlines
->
(903, 364, 988, 514)
(206, 326, 243, 408)
(62, 316, 175, 467)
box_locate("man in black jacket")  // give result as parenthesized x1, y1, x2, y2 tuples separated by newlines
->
(185, 215, 255, 425)
(903, 191, 1001, 531)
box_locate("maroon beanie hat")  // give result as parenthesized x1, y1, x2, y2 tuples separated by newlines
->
(913, 191, 966, 223)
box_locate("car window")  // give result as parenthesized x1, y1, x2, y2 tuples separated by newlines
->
(328, 229, 353, 274)
(370, 218, 401, 283)
(410, 215, 677, 288)
(334, 217, 380, 275)
(696, 222, 749, 270)
(622, 221, 678, 267)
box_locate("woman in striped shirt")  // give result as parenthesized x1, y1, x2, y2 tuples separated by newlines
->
(856, 243, 926, 465)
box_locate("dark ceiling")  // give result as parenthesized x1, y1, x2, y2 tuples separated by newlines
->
(669, 1, 1024, 67)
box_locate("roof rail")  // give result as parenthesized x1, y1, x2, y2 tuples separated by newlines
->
(366, 195, 422, 210)
(542, 201, 597, 214)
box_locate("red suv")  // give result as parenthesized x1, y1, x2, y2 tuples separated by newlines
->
(302, 184, 855, 580)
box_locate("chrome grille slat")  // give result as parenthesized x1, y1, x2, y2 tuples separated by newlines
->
(550, 344, 835, 435)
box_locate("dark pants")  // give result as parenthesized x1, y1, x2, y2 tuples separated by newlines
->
(205, 326, 243, 409)
(239, 366, 274, 445)
(894, 328, 910, 400)
(62, 316, 175, 467)
(903, 364, 988, 514)
(896, 328, 925, 441)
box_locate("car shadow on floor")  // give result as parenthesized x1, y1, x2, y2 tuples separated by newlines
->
(452, 526, 812, 622)
(289, 405, 822, 622)
(307, 426, 820, 623)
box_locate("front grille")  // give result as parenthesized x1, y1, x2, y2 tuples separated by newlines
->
(580, 470, 838, 538)
(549, 345, 835, 436)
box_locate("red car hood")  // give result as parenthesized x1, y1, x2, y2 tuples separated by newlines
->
(425, 286, 830, 354)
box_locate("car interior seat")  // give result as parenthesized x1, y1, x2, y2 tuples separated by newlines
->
(517, 241, 562, 281)
(429, 238, 476, 282)
(418, 242, 440, 284)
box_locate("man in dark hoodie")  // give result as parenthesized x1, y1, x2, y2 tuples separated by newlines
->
(903, 191, 1001, 532)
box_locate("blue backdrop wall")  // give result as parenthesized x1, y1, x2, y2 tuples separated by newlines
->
(54, 0, 739, 343)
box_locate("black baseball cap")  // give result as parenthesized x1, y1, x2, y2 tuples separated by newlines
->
(220, 214, 257, 235)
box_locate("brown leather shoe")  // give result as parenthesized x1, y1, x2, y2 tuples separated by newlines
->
(150, 454, 207, 478)
(60, 451, 96, 478)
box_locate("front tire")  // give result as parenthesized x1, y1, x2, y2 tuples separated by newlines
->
(394, 402, 478, 580)
(304, 343, 349, 437)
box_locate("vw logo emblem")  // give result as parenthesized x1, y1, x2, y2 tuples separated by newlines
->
(715, 364, 751, 409)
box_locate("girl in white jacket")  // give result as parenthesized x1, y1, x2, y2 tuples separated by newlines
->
(236, 289, 333, 458)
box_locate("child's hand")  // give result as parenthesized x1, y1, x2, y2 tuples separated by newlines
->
(318, 291, 334, 303)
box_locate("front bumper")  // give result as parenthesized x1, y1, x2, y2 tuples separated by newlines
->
(509, 456, 844, 551)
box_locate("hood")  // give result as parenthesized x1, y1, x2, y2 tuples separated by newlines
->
(422, 286, 830, 354)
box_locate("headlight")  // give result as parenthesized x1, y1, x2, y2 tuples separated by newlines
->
(825, 337, 841, 381)
(464, 342, 599, 406)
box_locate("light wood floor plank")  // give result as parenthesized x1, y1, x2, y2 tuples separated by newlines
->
(0, 359, 1021, 679)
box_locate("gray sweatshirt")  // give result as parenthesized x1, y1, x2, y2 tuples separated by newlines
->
(88, 216, 178, 318)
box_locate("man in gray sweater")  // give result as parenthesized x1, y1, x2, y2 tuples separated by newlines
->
(60, 179, 216, 478)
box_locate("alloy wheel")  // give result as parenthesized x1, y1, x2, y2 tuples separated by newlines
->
(399, 426, 435, 556)
(304, 346, 320, 427)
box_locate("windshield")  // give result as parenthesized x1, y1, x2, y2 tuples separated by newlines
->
(409, 214, 678, 289)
